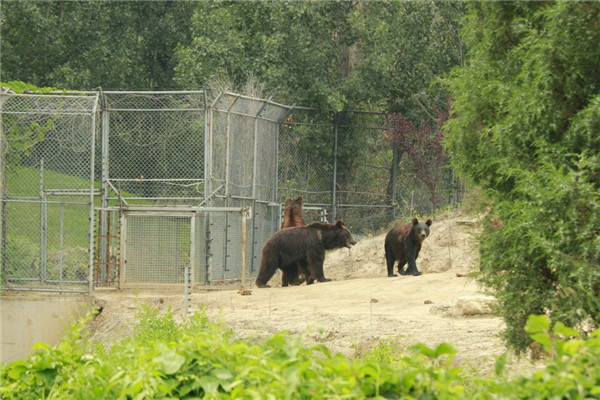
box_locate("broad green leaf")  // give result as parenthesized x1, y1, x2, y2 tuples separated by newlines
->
(198, 376, 219, 394)
(530, 333, 552, 352)
(552, 322, 580, 338)
(433, 343, 456, 358)
(153, 349, 185, 375)
(525, 315, 550, 334)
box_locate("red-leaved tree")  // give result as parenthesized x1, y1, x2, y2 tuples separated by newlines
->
(385, 107, 449, 209)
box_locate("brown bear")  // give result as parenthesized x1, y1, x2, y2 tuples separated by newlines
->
(281, 196, 306, 229)
(280, 196, 310, 286)
(256, 220, 357, 288)
(385, 218, 432, 277)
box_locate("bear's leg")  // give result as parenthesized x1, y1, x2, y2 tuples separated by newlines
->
(385, 242, 398, 277)
(281, 263, 300, 287)
(398, 261, 408, 275)
(405, 246, 422, 276)
(306, 252, 330, 283)
(255, 250, 280, 288)
(282, 272, 289, 287)
(293, 261, 308, 285)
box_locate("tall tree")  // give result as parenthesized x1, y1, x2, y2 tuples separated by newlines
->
(445, 2, 600, 352)
(1, 1, 197, 90)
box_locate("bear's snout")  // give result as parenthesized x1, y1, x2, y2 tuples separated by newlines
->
(345, 237, 357, 248)
(415, 228, 429, 243)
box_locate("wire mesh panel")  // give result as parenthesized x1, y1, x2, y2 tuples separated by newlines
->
(279, 109, 465, 236)
(255, 119, 278, 201)
(278, 109, 335, 207)
(0, 93, 98, 293)
(207, 211, 227, 281)
(120, 208, 250, 286)
(194, 213, 207, 284)
(104, 91, 206, 204)
(123, 214, 191, 284)
(210, 92, 289, 205)
(251, 201, 278, 275)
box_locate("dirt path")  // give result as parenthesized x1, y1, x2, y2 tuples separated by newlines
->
(91, 211, 537, 374)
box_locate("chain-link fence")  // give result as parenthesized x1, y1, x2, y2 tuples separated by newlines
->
(279, 109, 464, 236)
(1, 89, 464, 292)
(0, 91, 99, 293)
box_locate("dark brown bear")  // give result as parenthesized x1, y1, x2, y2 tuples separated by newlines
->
(385, 218, 432, 277)
(256, 220, 357, 288)
(280, 196, 309, 286)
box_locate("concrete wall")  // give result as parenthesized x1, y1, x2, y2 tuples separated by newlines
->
(1, 293, 94, 363)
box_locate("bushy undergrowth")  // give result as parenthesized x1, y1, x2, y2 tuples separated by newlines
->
(2, 311, 600, 399)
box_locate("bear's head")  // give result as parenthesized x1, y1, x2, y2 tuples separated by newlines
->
(282, 195, 305, 228)
(284, 195, 303, 209)
(334, 220, 357, 249)
(412, 218, 432, 243)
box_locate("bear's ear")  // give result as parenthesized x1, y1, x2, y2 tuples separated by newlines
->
(296, 195, 303, 204)
(335, 220, 345, 228)
(426, 219, 432, 227)
(412, 218, 419, 225)
(284, 197, 291, 206)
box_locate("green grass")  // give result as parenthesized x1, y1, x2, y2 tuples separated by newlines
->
(6, 165, 97, 249)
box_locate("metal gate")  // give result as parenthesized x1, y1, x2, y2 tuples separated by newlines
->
(117, 206, 250, 287)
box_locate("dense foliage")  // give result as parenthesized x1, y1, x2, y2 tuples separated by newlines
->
(444, 1, 600, 351)
(2, 310, 600, 399)
(386, 105, 449, 208)
(0, 1, 463, 111)
(0, 1, 196, 90)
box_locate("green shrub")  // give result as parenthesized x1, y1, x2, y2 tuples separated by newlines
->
(0, 307, 464, 399)
(5, 308, 600, 399)
(444, 1, 600, 352)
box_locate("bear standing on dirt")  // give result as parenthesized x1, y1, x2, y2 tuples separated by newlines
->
(280, 196, 309, 286)
(256, 220, 357, 288)
(385, 218, 432, 277)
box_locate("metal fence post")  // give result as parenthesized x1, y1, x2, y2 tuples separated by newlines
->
(241, 208, 247, 286)
(0, 96, 6, 276)
(39, 159, 46, 283)
(100, 92, 110, 284)
(391, 142, 398, 221)
(332, 114, 338, 222)
(88, 96, 99, 296)
(118, 211, 127, 289)
(190, 213, 196, 286)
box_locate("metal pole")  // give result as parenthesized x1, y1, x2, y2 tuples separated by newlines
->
(391, 143, 398, 221)
(274, 122, 280, 233)
(241, 208, 247, 286)
(59, 203, 64, 288)
(184, 266, 189, 314)
(0, 96, 7, 275)
(204, 106, 212, 284)
(332, 115, 338, 222)
(223, 110, 231, 273)
(204, 103, 212, 202)
(100, 93, 110, 283)
(88, 96, 99, 295)
(39, 159, 45, 283)
(190, 214, 196, 286)
(250, 199, 257, 273)
(118, 211, 127, 289)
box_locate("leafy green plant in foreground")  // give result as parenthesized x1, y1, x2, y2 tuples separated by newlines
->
(2, 311, 600, 399)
